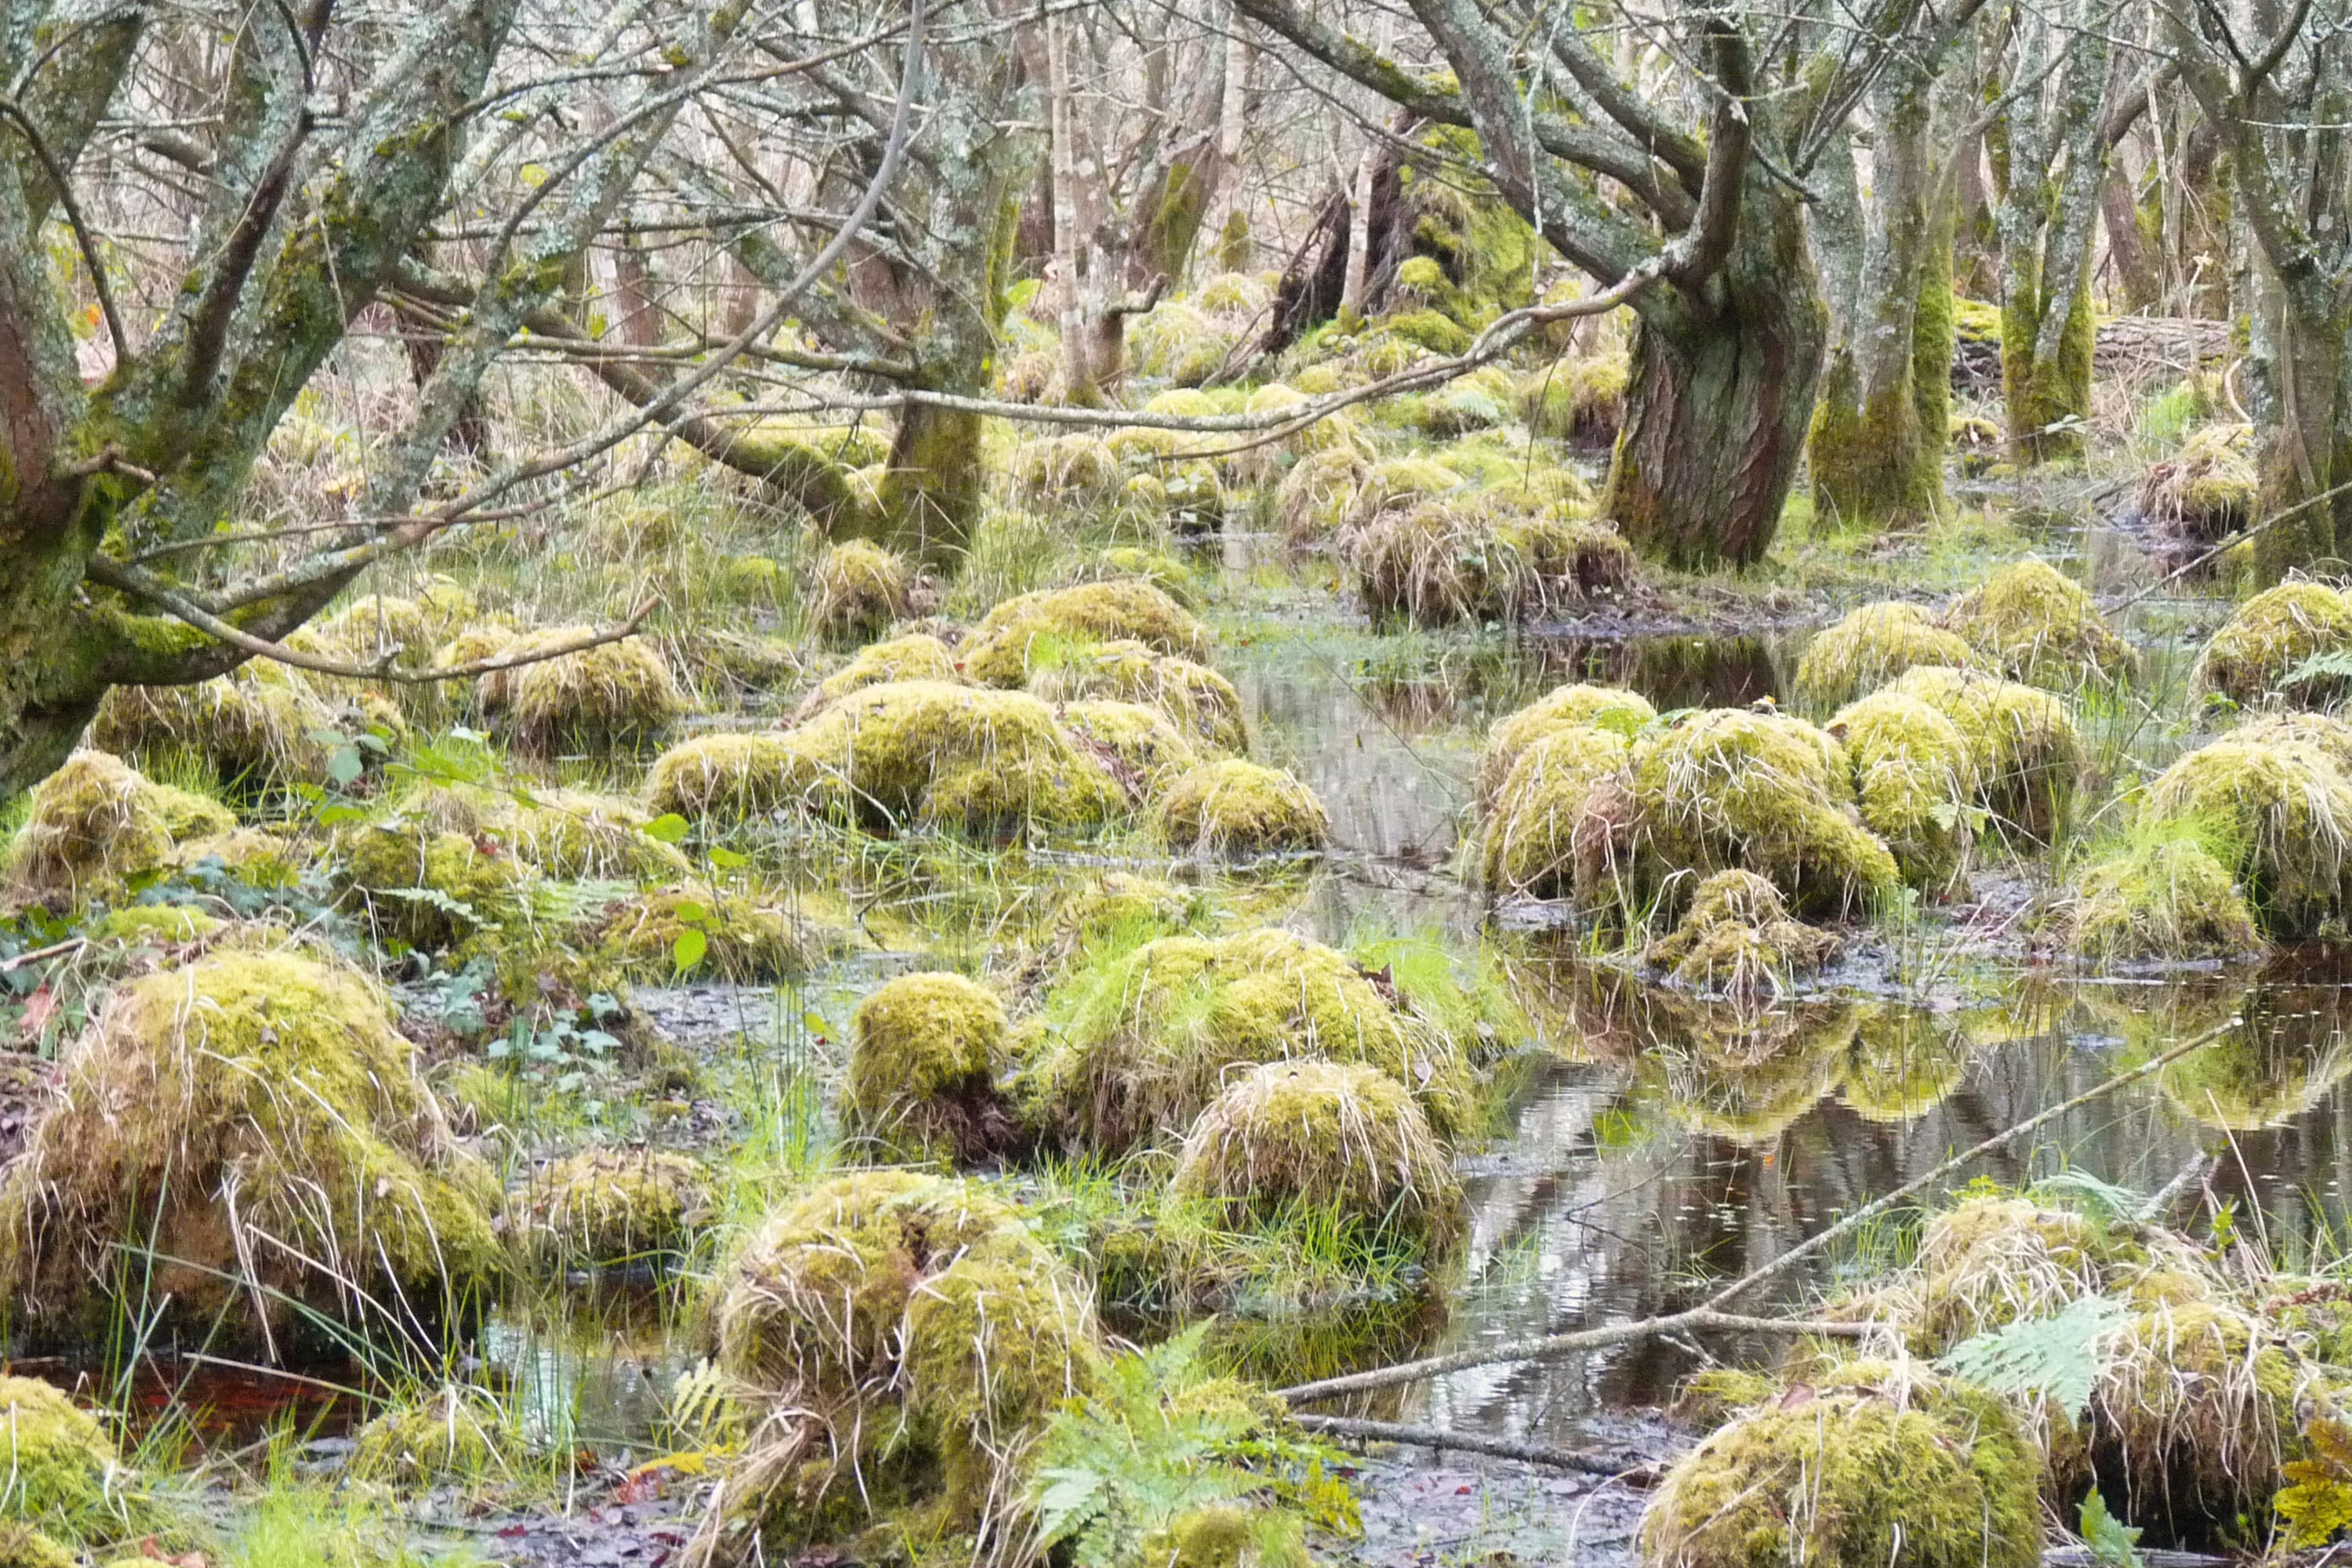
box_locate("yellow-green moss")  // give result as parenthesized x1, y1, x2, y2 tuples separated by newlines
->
(1273, 448, 1372, 543)
(171, 827, 299, 889)
(2194, 580, 2352, 706)
(1642, 869, 1840, 997)
(960, 583, 1210, 687)
(845, 973, 1012, 1162)
(810, 632, 961, 708)
(3, 751, 232, 901)
(712, 1173, 1097, 1547)
(808, 540, 915, 644)
(0, 1527, 73, 1568)
(682, 628, 804, 696)
(1131, 302, 1239, 386)
(1025, 927, 1472, 1154)
(1793, 602, 1984, 713)
(1057, 700, 1203, 797)
(504, 635, 684, 757)
(1479, 724, 1632, 898)
(0, 1376, 167, 1545)
(1024, 638, 1247, 753)
(1838, 1008, 1968, 1123)
(1588, 710, 1899, 920)
(1008, 434, 1122, 509)
(1641, 1361, 2042, 1568)
(91, 666, 342, 795)
(1940, 557, 2137, 691)
(595, 885, 822, 982)
(505, 789, 692, 881)
(505, 1149, 713, 1269)
(2139, 422, 2256, 540)
(87, 906, 223, 945)
(338, 789, 532, 949)
(1827, 690, 1980, 893)
(2069, 836, 2262, 963)
(1345, 503, 1632, 626)
(1475, 684, 1655, 808)
(1519, 353, 1628, 443)
(0, 950, 502, 1350)
(1170, 1059, 1461, 1249)
(348, 1386, 517, 1488)
(641, 732, 805, 826)
(1882, 666, 2085, 843)
(2141, 735, 2352, 938)
(1153, 759, 1329, 857)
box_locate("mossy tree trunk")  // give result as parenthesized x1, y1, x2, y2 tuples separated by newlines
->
(1806, 67, 1959, 531)
(1608, 173, 1828, 568)
(1994, 9, 2111, 466)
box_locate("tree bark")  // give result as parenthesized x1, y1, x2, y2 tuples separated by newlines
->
(1608, 175, 1828, 568)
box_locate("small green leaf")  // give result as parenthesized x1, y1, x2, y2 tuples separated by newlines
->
(674, 900, 706, 924)
(327, 746, 365, 788)
(642, 813, 691, 844)
(706, 844, 750, 869)
(803, 1011, 830, 1039)
(672, 928, 708, 975)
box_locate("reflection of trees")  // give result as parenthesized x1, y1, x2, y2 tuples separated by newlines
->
(1842, 1007, 1970, 1123)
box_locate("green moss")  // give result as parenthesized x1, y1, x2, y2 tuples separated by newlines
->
(1882, 666, 2085, 843)
(87, 905, 223, 945)
(1058, 700, 1203, 797)
(338, 789, 532, 949)
(1345, 501, 1632, 626)
(1641, 1362, 2042, 1568)
(2141, 734, 2352, 938)
(506, 789, 691, 881)
(349, 1385, 518, 1489)
(1669, 1368, 1777, 1429)
(91, 665, 342, 795)
(2193, 581, 2352, 706)
(846, 972, 1012, 1162)
(503, 634, 684, 757)
(811, 632, 960, 706)
(1273, 448, 1372, 543)
(595, 884, 822, 982)
(2140, 422, 2257, 540)
(0, 1376, 168, 1546)
(1475, 684, 1654, 808)
(1153, 759, 1329, 857)
(1007, 434, 1122, 508)
(713, 1173, 1097, 1548)
(808, 540, 914, 644)
(170, 826, 299, 889)
(0, 949, 502, 1352)
(1024, 637, 1247, 753)
(1643, 869, 1840, 997)
(4, 750, 232, 901)
(0, 1527, 73, 1568)
(2069, 834, 2262, 964)
(1939, 557, 2137, 691)
(1479, 723, 1631, 898)
(1377, 308, 1469, 356)
(1519, 353, 1627, 442)
(1827, 690, 1979, 892)
(1025, 927, 1474, 1154)
(960, 583, 1210, 687)
(1588, 710, 1899, 920)
(1793, 602, 1984, 713)
(506, 1148, 712, 1269)
(641, 732, 805, 826)
(1131, 302, 1240, 387)
(1170, 1059, 1461, 1252)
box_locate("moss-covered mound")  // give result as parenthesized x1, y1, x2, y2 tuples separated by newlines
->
(1025, 639, 1247, 754)
(504, 635, 684, 757)
(1475, 684, 1654, 809)
(2193, 580, 2352, 706)
(506, 1148, 713, 1269)
(2068, 836, 2263, 964)
(1642, 869, 1841, 998)
(595, 885, 823, 982)
(845, 973, 1014, 1163)
(1171, 1060, 1461, 1250)
(1640, 1362, 2042, 1568)
(337, 787, 532, 949)
(0, 1377, 170, 1545)
(808, 540, 913, 644)
(1793, 602, 1983, 713)
(503, 789, 691, 881)
(1008, 434, 1122, 510)
(349, 1385, 518, 1488)
(960, 583, 1210, 687)
(1881, 666, 2085, 842)
(1827, 690, 1980, 893)
(1343, 503, 1631, 626)
(809, 632, 960, 708)
(1154, 760, 1330, 858)
(1058, 701, 1202, 798)
(1025, 927, 1473, 1154)
(2141, 735, 2352, 938)
(2139, 422, 2256, 542)
(1580, 710, 1899, 920)
(5, 751, 234, 902)
(91, 666, 343, 795)
(1940, 557, 2137, 691)
(710, 1173, 1097, 1552)
(645, 683, 1124, 837)
(0, 950, 502, 1351)
(1479, 724, 1632, 898)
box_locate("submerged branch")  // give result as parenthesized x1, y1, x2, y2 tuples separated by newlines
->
(1290, 1414, 1666, 1483)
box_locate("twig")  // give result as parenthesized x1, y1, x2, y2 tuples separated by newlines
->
(1290, 1414, 1665, 1483)
(1277, 1016, 2241, 1404)
(2116, 475, 2352, 611)
(0, 938, 86, 973)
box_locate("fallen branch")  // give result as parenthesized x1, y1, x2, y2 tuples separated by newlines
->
(1290, 1414, 1665, 1483)
(1278, 1016, 2241, 1405)
(0, 938, 86, 973)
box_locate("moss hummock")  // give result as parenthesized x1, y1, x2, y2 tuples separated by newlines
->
(1792, 602, 1982, 713)
(1025, 927, 1473, 1154)
(1640, 1361, 2042, 1568)
(2140, 735, 2352, 938)
(1344, 502, 1632, 626)
(1827, 690, 1980, 893)
(1882, 666, 2085, 843)
(1153, 760, 1330, 858)
(2139, 422, 2256, 541)
(845, 972, 1014, 1162)
(1058, 700, 1203, 798)
(2068, 834, 2263, 964)
(504, 635, 684, 757)
(337, 787, 532, 949)
(1581, 710, 1899, 920)
(91, 666, 341, 795)
(1479, 724, 1631, 898)
(4, 751, 234, 901)
(810, 633, 960, 708)
(2193, 580, 2352, 706)
(0, 949, 502, 1352)
(1024, 638, 1247, 753)
(1939, 557, 2137, 691)
(1642, 869, 1841, 998)
(711, 1173, 1097, 1551)
(959, 583, 1211, 687)
(1474, 683, 1654, 809)
(506, 1148, 713, 1269)
(0, 1376, 166, 1545)
(596, 885, 822, 982)
(349, 1385, 518, 1488)
(808, 540, 914, 644)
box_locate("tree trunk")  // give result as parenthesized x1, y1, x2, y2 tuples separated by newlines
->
(872, 399, 988, 564)
(2246, 267, 2352, 575)
(1338, 147, 1379, 326)
(2102, 165, 2161, 313)
(1608, 177, 1828, 568)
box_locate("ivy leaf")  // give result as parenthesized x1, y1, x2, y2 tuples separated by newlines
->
(673, 900, 707, 924)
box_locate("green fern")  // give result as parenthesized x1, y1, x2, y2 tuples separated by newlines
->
(1936, 1294, 2129, 1417)
(1028, 1323, 1356, 1568)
